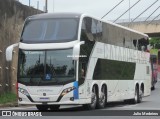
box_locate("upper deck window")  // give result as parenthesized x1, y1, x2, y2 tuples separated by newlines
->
(21, 18, 79, 43)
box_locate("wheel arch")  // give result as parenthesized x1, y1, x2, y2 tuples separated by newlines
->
(135, 83, 139, 90)
(91, 83, 99, 96)
(101, 83, 108, 102)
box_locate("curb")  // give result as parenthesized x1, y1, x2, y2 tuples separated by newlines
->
(0, 102, 18, 108)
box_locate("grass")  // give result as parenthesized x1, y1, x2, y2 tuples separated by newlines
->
(0, 92, 17, 104)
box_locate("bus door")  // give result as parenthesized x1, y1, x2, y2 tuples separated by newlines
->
(78, 62, 87, 99)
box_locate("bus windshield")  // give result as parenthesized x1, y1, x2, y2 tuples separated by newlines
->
(21, 18, 79, 43)
(18, 49, 76, 86)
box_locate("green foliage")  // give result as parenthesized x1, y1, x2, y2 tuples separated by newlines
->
(149, 37, 160, 49)
(0, 92, 17, 104)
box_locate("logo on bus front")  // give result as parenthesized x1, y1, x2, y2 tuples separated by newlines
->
(45, 74, 51, 80)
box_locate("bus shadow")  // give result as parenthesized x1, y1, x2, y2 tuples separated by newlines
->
(27, 100, 149, 112)
(36, 101, 132, 112)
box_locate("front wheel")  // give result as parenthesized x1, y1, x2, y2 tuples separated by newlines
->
(83, 86, 97, 110)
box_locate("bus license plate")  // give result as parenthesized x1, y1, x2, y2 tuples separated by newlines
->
(39, 97, 50, 101)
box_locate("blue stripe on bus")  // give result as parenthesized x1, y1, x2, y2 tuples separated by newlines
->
(73, 81, 79, 99)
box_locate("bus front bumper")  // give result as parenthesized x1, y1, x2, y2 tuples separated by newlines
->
(18, 98, 91, 105)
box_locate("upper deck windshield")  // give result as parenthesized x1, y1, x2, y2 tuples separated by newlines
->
(21, 18, 79, 43)
(18, 49, 76, 86)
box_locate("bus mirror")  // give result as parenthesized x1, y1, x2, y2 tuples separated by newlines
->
(6, 43, 18, 61)
(73, 41, 85, 60)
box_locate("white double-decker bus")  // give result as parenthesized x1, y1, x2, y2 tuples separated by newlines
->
(6, 13, 151, 110)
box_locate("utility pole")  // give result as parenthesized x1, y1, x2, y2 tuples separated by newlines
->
(29, 0, 30, 7)
(45, 0, 48, 13)
(37, 1, 39, 14)
(53, 0, 54, 12)
(37, 1, 39, 10)
(129, 0, 130, 22)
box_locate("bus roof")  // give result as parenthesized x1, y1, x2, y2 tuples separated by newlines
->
(28, 13, 82, 19)
(28, 12, 148, 38)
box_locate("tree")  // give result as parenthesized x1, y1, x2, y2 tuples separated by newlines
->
(149, 37, 160, 49)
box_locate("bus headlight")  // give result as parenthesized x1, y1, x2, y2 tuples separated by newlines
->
(61, 86, 76, 96)
(18, 87, 29, 96)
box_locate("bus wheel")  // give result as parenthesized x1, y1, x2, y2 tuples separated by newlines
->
(97, 86, 106, 109)
(130, 86, 139, 104)
(36, 105, 48, 111)
(138, 86, 143, 103)
(50, 105, 60, 111)
(83, 86, 97, 110)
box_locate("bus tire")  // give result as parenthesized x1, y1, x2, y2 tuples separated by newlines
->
(138, 86, 143, 103)
(83, 86, 98, 110)
(50, 105, 60, 111)
(130, 86, 139, 104)
(97, 85, 107, 109)
(36, 105, 48, 111)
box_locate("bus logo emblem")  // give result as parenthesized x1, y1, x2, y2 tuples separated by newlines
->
(45, 74, 51, 80)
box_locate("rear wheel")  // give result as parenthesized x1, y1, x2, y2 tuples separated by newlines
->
(130, 86, 141, 104)
(138, 86, 143, 103)
(97, 86, 107, 109)
(132, 86, 138, 104)
(83, 86, 97, 110)
(36, 105, 48, 111)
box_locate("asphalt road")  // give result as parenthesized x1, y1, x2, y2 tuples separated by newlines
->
(1, 81, 160, 118)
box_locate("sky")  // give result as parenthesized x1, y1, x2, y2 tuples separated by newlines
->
(19, 0, 160, 21)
